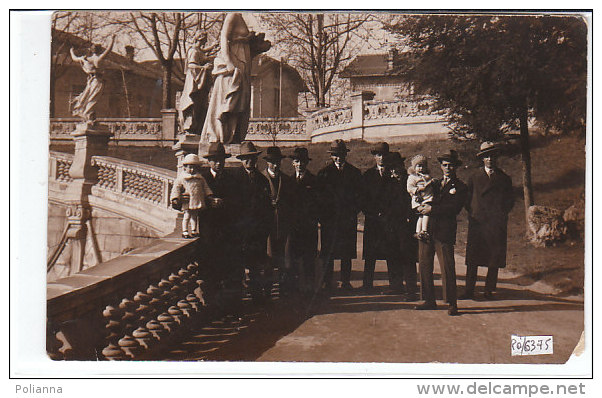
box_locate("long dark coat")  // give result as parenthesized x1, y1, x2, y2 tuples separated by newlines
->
(317, 162, 363, 259)
(429, 176, 469, 244)
(384, 175, 417, 264)
(263, 171, 294, 245)
(288, 171, 320, 257)
(465, 168, 514, 268)
(362, 166, 398, 260)
(232, 167, 273, 263)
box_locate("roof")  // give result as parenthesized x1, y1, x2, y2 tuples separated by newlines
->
(340, 52, 409, 78)
(52, 28, 167, 82)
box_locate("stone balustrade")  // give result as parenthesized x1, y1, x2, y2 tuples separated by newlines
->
(364, 96, 436, 120)
(48, 151, 74, 183)
(246, 118, 309, 144)
(47, 234, 207, 360)
(91, 155, 174, 208)
(50, 117, 164, 146)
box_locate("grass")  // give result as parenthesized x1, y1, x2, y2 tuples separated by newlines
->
(50, 134, 586, 294)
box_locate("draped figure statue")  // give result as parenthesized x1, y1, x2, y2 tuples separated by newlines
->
(178, 31, 216, 134)
(69, 36, 115, 124)
(200, 12, 271, 145)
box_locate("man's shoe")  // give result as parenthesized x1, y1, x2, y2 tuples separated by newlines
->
(458, 292, 474, 300)
(448, 305, 459, 316)
(415, 302, 437, 310)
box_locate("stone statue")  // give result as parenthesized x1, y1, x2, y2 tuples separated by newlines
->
(178, 31, 216, 135)
(69, 36, 115, 125)
(200, 12, 271, 145)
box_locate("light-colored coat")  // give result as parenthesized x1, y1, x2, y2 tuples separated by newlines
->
(170, 172, 213, 210)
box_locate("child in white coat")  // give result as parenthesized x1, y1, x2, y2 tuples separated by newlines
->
(171, 154, 214, 238)
(407, 154, 434, 241)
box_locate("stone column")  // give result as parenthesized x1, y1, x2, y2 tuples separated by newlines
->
(350, 90, 375, 141)
(161, 108, 178, 147)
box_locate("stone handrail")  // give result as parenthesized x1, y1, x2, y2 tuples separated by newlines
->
(50, 117, 163, 142)
(47, 234, 206, 360)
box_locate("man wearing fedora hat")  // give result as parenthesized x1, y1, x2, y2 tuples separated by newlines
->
(262, 146, 295, 297)
(362, 142, 404, 293)
(199, 142, 243, 310)
(415, 150, 468, 315)
(317, 139, 363, 292)
(234, 141, 274, 303)
(287, 147, 320, 296)
(462, 141, 514, 300)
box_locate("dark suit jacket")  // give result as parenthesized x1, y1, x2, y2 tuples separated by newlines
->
(232, 166, 273, 262)
(317, 161, 363, 259)
(362, 166, 397, 260)
(428, 176, 468, 245)
(465, 168, 514, 268)
(288, 171, 320, 256)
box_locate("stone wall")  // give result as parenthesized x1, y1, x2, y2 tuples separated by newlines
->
(47, 201, 162, 281)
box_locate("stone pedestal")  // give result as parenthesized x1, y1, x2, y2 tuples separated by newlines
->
(173, 133, 201, 175)
(66, 123, 113, 204)
(175, 134, 242, 173)
(64, 123, 113, 273)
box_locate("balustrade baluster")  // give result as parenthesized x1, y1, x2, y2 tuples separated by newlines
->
(156, 279, 177, 332)
(101, 305, 127, 360)
(168, 273, 190, 320)
(117, 298, 142, 358)
(132, 291, 153, 350)
(179, 267, 201, 313)
(145, 285, 168, 341)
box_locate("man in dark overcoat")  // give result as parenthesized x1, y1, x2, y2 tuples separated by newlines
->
(415, 150, 467, 316)
(385, 151, 419, 301)
(233, 141, 273, 303)
(362, 142, 403, 293)
(286, 147, 320, 296)
(317, 139, 363, 292)
(199, 142, 243, 310)
(262, 146, 294, 296)
(462, 141, 514, 300)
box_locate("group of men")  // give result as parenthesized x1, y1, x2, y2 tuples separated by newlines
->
(195, 139, 514, 317)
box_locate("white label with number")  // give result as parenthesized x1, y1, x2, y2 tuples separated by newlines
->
(511, 335, 553, 356)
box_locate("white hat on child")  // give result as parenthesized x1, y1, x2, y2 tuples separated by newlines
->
(182, 153, 202, 165)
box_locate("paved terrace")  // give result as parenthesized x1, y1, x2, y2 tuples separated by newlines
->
(149, 235, 584, 365)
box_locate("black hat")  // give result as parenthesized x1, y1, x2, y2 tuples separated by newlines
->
(371, 142, 390, 155)
(289, 147, 311, 162)
(437, 149, 462, 166)
(264, 146, 284, 162)
(385, 151, 406, 167)
(328, 139, 350, 154)
(476, 141, 502, 158)
(236, 141, 262, 159)
(203, 142, 232, 159)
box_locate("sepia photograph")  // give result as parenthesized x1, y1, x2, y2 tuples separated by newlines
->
(11, 8, 592, 379)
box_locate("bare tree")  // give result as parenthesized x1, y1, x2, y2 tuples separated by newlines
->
(258, 12, 375, 108)
(101, 12, 223, 109)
